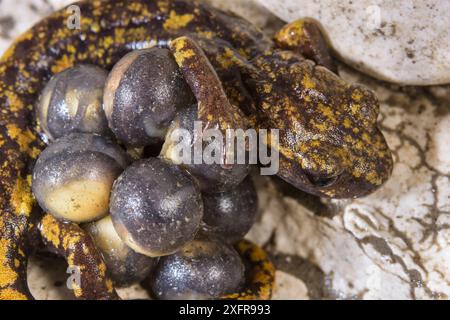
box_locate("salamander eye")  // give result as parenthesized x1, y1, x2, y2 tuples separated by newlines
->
(305, 172, 339, 187)
(37, 64, 109, 141)
(85, 215, 158, 287)
(202, 176, 258, 243)
(103, 47, 195, 147)
(160, 105, 250, 193)
(149, 233, 245, 300)
(109, 158, 203, 257)
(32, 133, 129, 223)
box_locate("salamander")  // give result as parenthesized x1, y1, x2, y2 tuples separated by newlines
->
(0, 0, 392, 299)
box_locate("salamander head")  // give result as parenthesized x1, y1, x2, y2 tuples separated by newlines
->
(246, 50, 393, 198)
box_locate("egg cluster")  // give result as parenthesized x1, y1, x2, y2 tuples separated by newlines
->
(32, 47, 259, 299)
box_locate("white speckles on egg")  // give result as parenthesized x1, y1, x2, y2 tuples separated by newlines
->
(110, 158, 203, 257)
(150, 235, 244, 299)
(32, 133, 128, 223)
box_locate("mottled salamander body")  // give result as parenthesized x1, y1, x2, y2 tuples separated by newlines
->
(0, 0, 391, 299)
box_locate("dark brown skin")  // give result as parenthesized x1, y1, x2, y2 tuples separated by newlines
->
(0, 0, 391, 299)
(244, 50, 393, 198)
(39, 214, 119, 300)
(169, 36, 248, 135)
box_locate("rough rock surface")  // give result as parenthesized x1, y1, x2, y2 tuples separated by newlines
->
(257, 0, 450, 86)
(1, 0, 449, 300)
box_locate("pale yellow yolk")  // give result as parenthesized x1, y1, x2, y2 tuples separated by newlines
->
(87, 216, 129, 261)
(46, 179, 111, 223)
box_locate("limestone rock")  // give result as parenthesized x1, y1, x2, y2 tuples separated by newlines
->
(257, 0, 450, 85)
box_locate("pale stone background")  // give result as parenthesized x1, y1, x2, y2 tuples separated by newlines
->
(258, 0, 450, 86)
(0, 0, 449, 300)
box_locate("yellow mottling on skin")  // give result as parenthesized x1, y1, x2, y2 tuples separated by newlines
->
(52, 28, 71, 41)
(114, 28, 126, 44)
(224, 293, 240, 299)
(302, 74, 316, 89)
(261, 102, 271, 110)
(310, 140, 321, 148)
(5, 91, 24, 113)
(263, 83, 272, 94)
(317, 103, 336, 124)
(362, 132, 371, 143)
(126, 27, 153, 45)
(344, 135, 354, 144)
(163, 11, 194, 30)
(237, 48, 250, 59)
(40, 214, 61, 247)
(366, 171, 382, 185)
(63, 233, 80, 252)
(91, 0, 103, 14)
(298, 143, 309, 154)
(171, 38, 195, 65)
(6, 124, 37, 157)
(80, 17, 94, 30)
(67, 44, 77, 54)
(249, 246, 265, 262)
(10, 177, 34, 217)
(216, 47, 236, 69)
(98, 262, 107, 277)
(343, 118, 352, 128)
(352, 90, 363, 102)
(310, 153, 327, 171)
(72, 282, 83, 298)
(312, 120, 327, 132)
(275, 20, 305, 47)
(88, 44, 97, 55)
(157, 0, 169, 12)
(102, 36, 114, 49)
(324, 190, 336, 197)
(51, 55, 73, 74)
(14, 259, 20, 268)
(355, 140, 364, 150)
(196, 30, 214, 39)
(26, 174, 32, 186)
(0, 288, 28, 300)
(350, 103, 360, 114)
(67, 252, 74, 266)
(29, 147, 41, 159)
(353, 166, 363, 178)
(128, 2, 143, 12)
(233, 241, 275, 300)
(0, 238, 18, 288)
